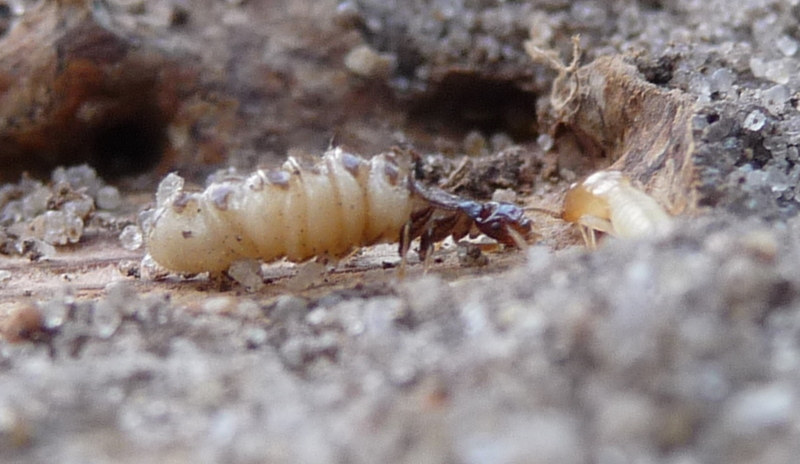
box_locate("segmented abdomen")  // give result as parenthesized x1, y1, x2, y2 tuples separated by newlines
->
(146, 148, 413, 273)
(605, 181, 671, 238)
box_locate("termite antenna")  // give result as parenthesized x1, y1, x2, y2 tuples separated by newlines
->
(524, 206, 562, 218)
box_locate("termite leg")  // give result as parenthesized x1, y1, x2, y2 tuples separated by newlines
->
(417, 225, 437, 274)
(578, 225, 596, 250)
(507, 227, 529, 251)
(422, 238, 435, 275)
(398, 221, 412, 279)
(576, 215, 613, 249)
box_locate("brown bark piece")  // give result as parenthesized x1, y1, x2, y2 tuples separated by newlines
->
(567, 56, 697, 215)
(529, 40, 698, 215)
(0, 1, 186, 180)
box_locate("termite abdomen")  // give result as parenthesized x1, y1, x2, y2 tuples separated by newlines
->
(146, 149, 413, 273)
(146, 148, 534, 275)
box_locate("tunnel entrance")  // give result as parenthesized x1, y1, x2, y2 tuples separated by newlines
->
(407, 72, 539, 143)
(88, 100, 169, 179)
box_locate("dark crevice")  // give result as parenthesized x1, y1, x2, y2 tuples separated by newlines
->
(636, 54, 676, 86)
(0, 2, 11, 37)
(90, 114, 168, 179)
(407, 72, 539, 142)
(0, 68, 174, 182)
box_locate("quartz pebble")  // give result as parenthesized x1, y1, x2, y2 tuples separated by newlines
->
(344, 44, 395, 78)
(21, 185, 50, 219)
(24, 238, 56, 260)
(30, 211, 84, 246)
(0, 164, 123, 254)
(463, 130, 488, 157)
(227, 259, 265, 292)
(96, 186, 122, 210)
(286, 262, 327, 292)
(764, 59, 794, 85)
(51, 165, 102, 195)
(761, 85, 789, 114)
(93, 300, 123, 339)
(743, 110, 766, 131)
(155, 173, 184, 207)
(776, 35, 798, 57)
(119, 224, 144, 251)
(709, 68, 735, 95)
(537, 133, 554, 152)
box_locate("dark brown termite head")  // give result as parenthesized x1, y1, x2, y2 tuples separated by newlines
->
(462, 201, 533, 247)
(408, 178, 533, 255)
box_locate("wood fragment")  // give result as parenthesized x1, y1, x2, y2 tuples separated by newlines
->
(527, 38, 697, 215)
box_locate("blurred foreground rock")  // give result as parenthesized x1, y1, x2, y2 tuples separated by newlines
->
(2, 0, 800, 463)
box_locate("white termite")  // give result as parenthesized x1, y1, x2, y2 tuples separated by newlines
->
(562, 170, 672, 248)
(144, 148, 533, 274)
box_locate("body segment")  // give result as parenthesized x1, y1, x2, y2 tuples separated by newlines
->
(146, 149, 412, 273)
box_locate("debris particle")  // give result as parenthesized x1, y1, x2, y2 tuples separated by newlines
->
(457, 242, 488, 267)
(344, 44, 395, 78)
(227, 259, 265, 292)
(96, 185, 122, 210)
(764, 59, 794, 85)
(761, 85, 789, 115)
(489, 133, 513, 152)
(29, 210, 84, 245)
(463, 130, 488, 157)
(139, 254, 169, 281)
(491, 188, 517, 204)
(155, 173, 184, 208)
(743, 110, 767, 131)
(201, 296, 237, 314)
(723, 383, 795, 435)
(119, 224, 144, 251)
(709, 68, 735, 95)
(39, 297, 70, 330)
(51, 165, 102, 196)
(270, 295, 309, 323)
(776, 35, 799, 57)
(1, 304, 44, 344)
(92, 299, 123, 339)
(536, 133, 554, 152)
(22, 238, 57, 260)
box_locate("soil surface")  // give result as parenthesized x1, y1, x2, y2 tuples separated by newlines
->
(2, 1, 800, 463)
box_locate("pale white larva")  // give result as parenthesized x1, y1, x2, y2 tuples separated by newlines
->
(145, 148, 416, 273)
(562, 170, 672, 248)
